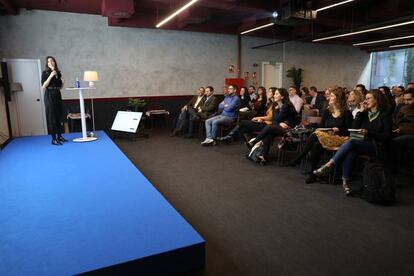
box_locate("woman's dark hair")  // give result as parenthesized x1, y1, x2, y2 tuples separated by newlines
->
(257, 86, 266, 99)
(301, 86, 310, 95)
(277, 88, 297, 114)
(367, 89, 391, 112)
(240, 86, 247, 94)
(378, 86, 395, 111)
(45, 56, 59, 72)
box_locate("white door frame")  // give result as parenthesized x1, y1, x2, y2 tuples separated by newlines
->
(262, 61, 283, 88)
(6, 58, 47, 136)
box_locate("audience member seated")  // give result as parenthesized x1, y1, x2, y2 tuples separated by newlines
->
(246, 88, 298, 165)
(201, 84, 240, 146)
(393, 88, 414, 166)
(248, 85, 257, 101)
(355, 83, 367, 95)
(288, 86, 304, 114)
(171, 87, 205, 136)
(286, 86, 353, 183)
(392, 86, 405, 106)
(347, 89, 365, 118)
(185, 86, 219, 138)
(378, 86, 396, 113)
(239, 86, 267, 120)
(218, 88, 275, 143)
(301, 87, 311, 104)
(306, 86, 326, 115)
(314, 90, 392, 196)
(239, 87, 250, 109)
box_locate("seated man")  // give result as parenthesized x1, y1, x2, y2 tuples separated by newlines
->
(171, 87, 205, 136)
(393, 88, 414, 162)
(201, 84, 240, 146)
(185, 86, 219, 138)
(308, 86, 326, 114)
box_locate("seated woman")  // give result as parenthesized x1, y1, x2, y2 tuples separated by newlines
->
(247, 88, 298, 165)
(347, 89, 365, 118)
(314, 90, 392, 195)
(239, 86, 267, 120)
(286, 86, 353, 183)
(218, 88, 275, 142)
(238, 86, 251, 110)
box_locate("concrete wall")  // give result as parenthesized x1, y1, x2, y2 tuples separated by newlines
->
(0, 10, 237, 99)
(0, 10, 370, 99)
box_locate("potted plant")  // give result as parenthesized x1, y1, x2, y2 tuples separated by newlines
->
(127, 98, 147, 112)
(286, 66, 304, 88)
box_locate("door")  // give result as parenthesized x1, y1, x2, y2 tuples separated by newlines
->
(7, 59, 47, 136)
(262, 62, 283, 89)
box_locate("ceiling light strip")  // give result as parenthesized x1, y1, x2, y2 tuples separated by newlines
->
(316, 0, 354, 12)
(156, 0, 199, 28)
(389, 42, 414, 48)
(240, 23, 275, 35)
(313, 20, 414, 42)
(353, 34, 414, 46)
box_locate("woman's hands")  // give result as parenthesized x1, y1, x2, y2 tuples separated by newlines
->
(279, 122, 289, 129)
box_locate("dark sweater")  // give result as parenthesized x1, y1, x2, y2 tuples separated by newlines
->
(352, 110, 392, 142)
(396, 104, 414, 135)
(272, 103, 297, 128)
(319, 109, 353, 136)
(239, 94, 251, 109)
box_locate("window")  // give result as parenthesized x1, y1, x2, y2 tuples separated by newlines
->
(370, 48, 414, 88)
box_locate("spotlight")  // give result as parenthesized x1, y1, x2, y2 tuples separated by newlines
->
(272, 11, 279, 19)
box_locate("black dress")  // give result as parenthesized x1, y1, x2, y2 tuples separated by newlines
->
(41, 70, 63, 136)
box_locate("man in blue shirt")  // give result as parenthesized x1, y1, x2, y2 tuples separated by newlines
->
(201, 85, 240, 146)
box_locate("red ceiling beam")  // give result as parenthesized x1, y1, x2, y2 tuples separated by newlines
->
(0, 0, 17, 15)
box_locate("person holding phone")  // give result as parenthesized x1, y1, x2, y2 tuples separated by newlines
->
(41, 56, 67, 145)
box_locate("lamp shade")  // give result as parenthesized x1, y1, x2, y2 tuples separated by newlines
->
(83, 71, 99, 87)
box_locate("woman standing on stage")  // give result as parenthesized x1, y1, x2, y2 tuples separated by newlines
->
(41, 56, 67, 145)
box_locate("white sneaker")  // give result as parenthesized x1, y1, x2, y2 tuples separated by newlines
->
(201, 138, 213, 145)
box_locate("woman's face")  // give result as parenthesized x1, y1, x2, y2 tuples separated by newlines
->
(240, 88, 246, 95)
(258, 88, 264, 97)
(324, 89, 330, 100)
(379, 88, 385, 94)
(274, 90, 282, 102)
(329, 92, 337, 105)
(267, 91, 273, 99)
(364, 93, 377, 110)
(347, 91, 355, 102)
(47, 58, 55, 70)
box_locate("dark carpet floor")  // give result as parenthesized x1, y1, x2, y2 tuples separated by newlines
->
(113, 129, 414, 276)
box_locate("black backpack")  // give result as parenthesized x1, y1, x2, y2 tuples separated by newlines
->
(362, 158, 396, 205)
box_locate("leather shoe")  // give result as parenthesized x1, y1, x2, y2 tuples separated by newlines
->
(52, 139, 63, 145)
(58, 137, 68, 142)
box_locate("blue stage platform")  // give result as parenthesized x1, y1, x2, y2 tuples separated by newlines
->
(0, 132, 204, 275)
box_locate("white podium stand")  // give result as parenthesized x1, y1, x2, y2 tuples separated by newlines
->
(66, 87, 98, 142)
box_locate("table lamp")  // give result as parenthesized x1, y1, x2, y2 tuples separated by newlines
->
(83, 71, 99, 87)
(83, 71, 99, 135)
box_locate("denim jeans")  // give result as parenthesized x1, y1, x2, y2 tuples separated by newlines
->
(205, 114, 235, 139)
(332, 139, 376, 180)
